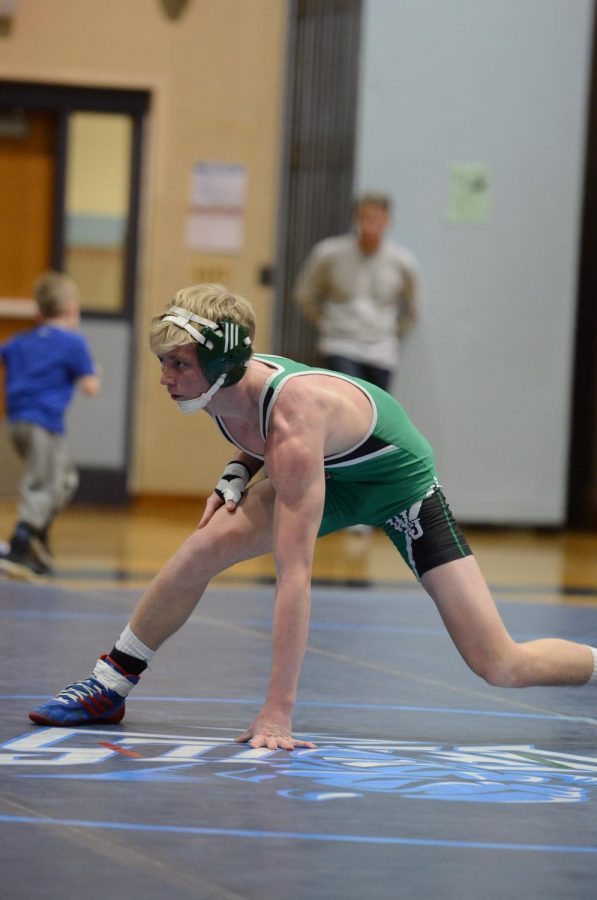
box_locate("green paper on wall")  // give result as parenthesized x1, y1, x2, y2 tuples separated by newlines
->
(446, 163, 492, 223)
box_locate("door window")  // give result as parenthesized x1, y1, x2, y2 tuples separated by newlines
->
(64, 112, 133, 313)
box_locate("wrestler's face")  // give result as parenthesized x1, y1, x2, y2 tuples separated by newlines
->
(158, 344, 207, 402)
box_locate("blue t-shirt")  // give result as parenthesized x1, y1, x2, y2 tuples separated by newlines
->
(0, 325, 95, 434)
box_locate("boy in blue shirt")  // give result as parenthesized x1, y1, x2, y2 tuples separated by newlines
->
(0, 271, 101, 579)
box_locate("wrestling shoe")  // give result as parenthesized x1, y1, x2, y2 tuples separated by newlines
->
(28, 655, 139, 726)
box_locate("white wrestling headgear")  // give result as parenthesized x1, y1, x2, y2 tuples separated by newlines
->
(161, 306, 252, 413)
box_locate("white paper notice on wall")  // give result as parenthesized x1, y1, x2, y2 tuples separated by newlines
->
(186, 162, 247, 253)
(446, 163, 492, 224)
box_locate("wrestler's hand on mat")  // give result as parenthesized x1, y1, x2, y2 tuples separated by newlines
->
(235, 715, 317, 751)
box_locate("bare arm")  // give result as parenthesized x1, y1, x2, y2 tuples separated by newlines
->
(78, 372, 101, 397)
(235, 402, 324, 750)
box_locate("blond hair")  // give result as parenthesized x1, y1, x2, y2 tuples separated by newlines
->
(34, 271, 79, 319)
(150, 283, 256, 354)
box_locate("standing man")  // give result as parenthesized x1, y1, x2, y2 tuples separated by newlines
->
(295, 192, 422, 390)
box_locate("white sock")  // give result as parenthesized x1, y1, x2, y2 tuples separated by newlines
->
(589, 647, 597, 684)
(115, 625, 155, 663)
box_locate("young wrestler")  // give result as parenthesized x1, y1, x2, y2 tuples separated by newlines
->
(29, 284, 597, 749)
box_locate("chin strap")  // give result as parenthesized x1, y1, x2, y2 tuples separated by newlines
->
(176, 373, 227, 414)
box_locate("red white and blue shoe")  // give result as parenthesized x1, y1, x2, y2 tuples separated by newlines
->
(28, 655, 139, 726)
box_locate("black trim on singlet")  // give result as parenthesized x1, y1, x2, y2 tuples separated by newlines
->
(212, 414, 263, 461)
(261, 384, 275, 440)
(324, 433, 393, 467)
(214, 412, 395, 467)
(213, 416, 232, 445)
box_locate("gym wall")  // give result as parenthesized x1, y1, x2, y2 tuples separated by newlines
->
(356, 0, 593, 524)
(0, 0, 287, 497)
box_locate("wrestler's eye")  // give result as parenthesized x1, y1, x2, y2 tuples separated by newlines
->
(159, 357, 188, 372)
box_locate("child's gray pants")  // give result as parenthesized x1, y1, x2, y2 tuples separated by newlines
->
(8, 421, 79, 530)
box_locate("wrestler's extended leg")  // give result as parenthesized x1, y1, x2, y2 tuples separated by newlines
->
(28, 480, 277, 726)
(421, 555, 595, 687)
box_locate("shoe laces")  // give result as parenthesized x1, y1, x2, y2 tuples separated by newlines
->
(56, 677, 107, 705)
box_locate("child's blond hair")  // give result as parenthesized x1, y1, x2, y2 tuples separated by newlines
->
(34, 271, 79, 319)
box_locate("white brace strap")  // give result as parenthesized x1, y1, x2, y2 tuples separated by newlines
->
(92, 657, 136, 697)
(215, 460, 252, 504)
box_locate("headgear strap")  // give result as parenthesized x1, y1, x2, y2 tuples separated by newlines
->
(161, 307, 219, 348)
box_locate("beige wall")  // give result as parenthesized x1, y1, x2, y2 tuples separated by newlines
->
(0, 0, 288, 496)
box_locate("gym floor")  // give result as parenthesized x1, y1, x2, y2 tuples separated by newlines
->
(1, 499, 596, 899)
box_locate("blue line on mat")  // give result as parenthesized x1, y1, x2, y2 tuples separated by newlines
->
(0, 694, 581, 722)
(0, 814, 595, 853)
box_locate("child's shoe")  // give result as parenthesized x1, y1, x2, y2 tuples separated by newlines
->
(28, 655, 139, 726)
(0, 522, 52, 580)
(0, 547, 51, 580)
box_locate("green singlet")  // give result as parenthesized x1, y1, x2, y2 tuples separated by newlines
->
(213, 354, 438, 535)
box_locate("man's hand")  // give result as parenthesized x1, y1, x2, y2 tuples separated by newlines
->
(215, 461, 251, 505)
(235, 716, 317, 751)
(197, 491, 224, 528)
(197, 460, 252, 529)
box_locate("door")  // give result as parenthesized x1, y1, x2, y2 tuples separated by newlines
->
(0, 108, 56, 491)
(0, 81, 150, 504)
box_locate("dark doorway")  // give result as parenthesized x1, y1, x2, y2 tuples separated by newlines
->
(567, 3, 597, 529)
